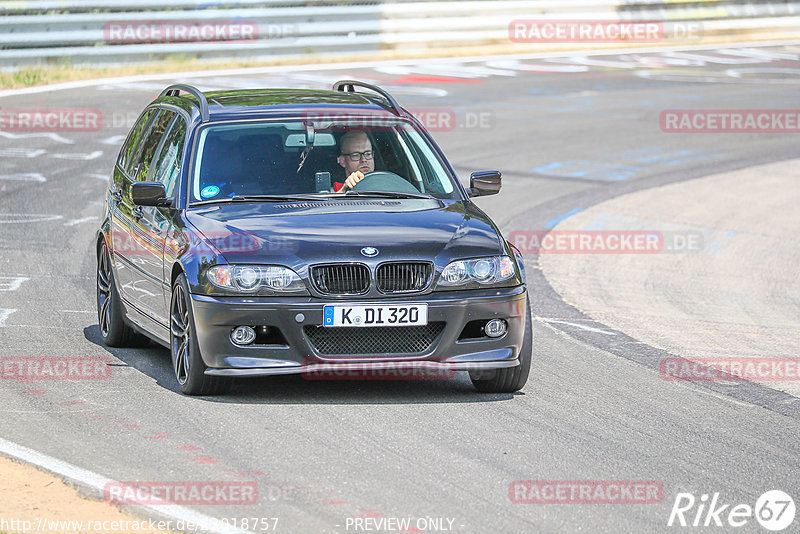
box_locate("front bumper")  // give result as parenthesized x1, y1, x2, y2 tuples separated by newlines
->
(190, 285, 527, 377)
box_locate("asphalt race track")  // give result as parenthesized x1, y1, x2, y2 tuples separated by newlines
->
(1, 43, 799, 533)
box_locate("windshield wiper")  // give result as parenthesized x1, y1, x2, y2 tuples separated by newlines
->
(191, 194, 332, 206)
(342, 190, 435, 200)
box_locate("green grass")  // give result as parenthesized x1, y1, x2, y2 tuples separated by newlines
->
(2, 66, 46, 87)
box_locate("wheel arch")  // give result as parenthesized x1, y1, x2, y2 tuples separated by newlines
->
(171, 261, 186, 288)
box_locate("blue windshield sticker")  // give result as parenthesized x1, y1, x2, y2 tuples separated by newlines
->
(201, 185, 220, 198)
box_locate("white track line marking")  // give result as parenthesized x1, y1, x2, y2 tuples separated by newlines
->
(51, 150, 103, 161)
(0, 309, 18, 327)
(541, 318, 619, 335)
(0, 273, 91, 280)
(0, 173, 46, 182)
(88, 173, 109, 181)
(0, 131, 74, 144)
(63, 216, 99, 226)
(99, 134, 127, 145)
(0, 214, 63, 224)
(3, 325, 77, 330)
(0, 437, 250, 534)
(0, 277, 30, 292)
(0, 148, 46, 158)
(0, 40, 797, 99)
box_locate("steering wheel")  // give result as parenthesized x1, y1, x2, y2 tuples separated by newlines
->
(343, 171, 420, 194)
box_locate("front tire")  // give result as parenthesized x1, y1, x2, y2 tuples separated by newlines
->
(170, 274, 232, 396)
(470, 294, 532, 393)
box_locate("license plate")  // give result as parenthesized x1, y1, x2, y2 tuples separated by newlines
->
(323, 304, 428, 327)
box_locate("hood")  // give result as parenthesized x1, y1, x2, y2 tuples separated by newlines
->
(184, 199, 503, 269)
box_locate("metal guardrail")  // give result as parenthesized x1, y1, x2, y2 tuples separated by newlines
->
(1, 1, 799, 68)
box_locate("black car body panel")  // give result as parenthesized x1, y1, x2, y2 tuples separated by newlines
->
(191, 286, 526, 374)
(96, 83, 531, 392)
(183, 200, 505, 286)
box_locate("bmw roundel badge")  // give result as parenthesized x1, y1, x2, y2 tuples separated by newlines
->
(361, 247, 379, 257)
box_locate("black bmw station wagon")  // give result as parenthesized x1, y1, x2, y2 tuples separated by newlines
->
(96, 81, 531, 395)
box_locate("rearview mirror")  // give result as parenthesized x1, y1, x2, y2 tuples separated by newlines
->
(285, 133, 336, 147)
(132, 182, 170, 207)
(468, 171, 501, 197)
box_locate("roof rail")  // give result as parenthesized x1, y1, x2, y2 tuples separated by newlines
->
(160, 84, 209, 122)
(332, 80, 403, 116)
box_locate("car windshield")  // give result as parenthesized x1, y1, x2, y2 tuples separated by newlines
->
(190, 118, 459, 203)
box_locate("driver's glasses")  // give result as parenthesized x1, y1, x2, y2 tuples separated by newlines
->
(342, 150, 374, 162)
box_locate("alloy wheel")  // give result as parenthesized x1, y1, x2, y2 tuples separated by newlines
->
(170, 283, 190, 385)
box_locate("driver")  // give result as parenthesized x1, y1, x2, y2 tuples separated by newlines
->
(334, 130, 373, 192)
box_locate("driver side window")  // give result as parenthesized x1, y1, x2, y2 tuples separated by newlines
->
(118, 108, 157, 174)
(151, 116, 187, 197)
(132, 110, 175, 181)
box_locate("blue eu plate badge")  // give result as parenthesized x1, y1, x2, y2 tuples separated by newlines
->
(323, 305, 335, 326)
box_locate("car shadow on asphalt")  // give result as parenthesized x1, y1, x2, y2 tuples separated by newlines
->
(84, 325, 520, 404)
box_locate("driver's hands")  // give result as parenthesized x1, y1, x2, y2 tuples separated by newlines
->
(344, 171, 365, 190)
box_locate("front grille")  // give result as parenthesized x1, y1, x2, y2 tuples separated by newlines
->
(304, 323, 446, 355)
(310, 264, 370, 295)
(376, 262, 432, 293)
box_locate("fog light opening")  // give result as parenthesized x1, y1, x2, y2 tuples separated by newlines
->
(231, 326, 256, 345)
(484, 319, 507, 338)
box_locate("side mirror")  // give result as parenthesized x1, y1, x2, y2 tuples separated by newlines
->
(132, 181, 169, 207)
(468, 171, 502, 197)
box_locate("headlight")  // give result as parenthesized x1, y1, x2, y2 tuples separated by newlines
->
(436, 256, 517, 289)
(206, 265, 307, 294)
